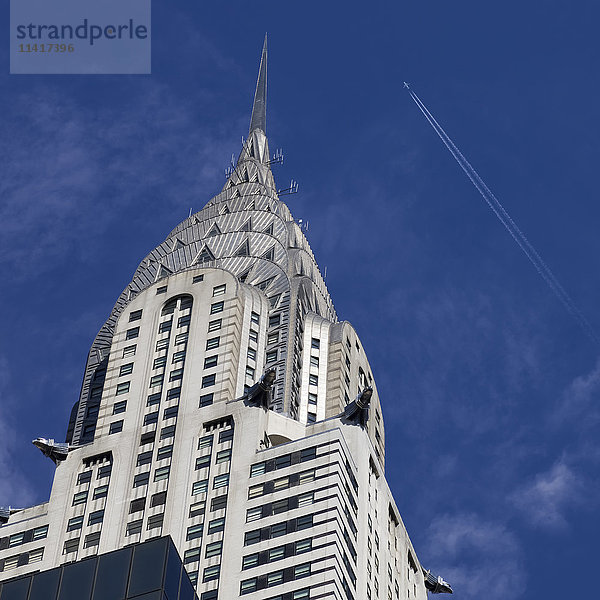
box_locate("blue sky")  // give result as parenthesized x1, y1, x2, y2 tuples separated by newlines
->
(1, 2, 600, 598)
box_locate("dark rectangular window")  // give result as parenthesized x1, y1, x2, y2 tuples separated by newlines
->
(177, 315, 191, 328)
(147, 392, 161, 406)
(199, 393, 214, 408)
(175, 332, 188, 345)
(137, 451, 153, 466)
(206, 337, 220, 350)
(63, 538, 80, 554)
(216, 449, 231, 463)
(109, 420, 124, 434)
(269, 314, 281, 327)
(210, 301, 224, 314)
(129, 498, 146, 513)
(207, 517, 225, 534)
(144, 412, 159, 426)
(153, 356, 167, 369)
(211, 494, 228, 511)
(169, 368, 184, 381)
(271, 522, 287, 537)
(156, 285, 167, 295)
(219, 428, 234, 443)
(157, 444, 173, 460)
(208, 319, 221, 332)
(83, 532, 101, 548)
(151, 491, 167, 507)
(88, 510, 104, 526)
(113, 400, 127, 414)
(240, 578, 258, 594)
(160, 425, 176, 439)
(311, 338, 320, 349)
(149, 374, 164, 387)
(140, 431, 156, 446)
(193, 274, 204, 284)
(147, 513, 164, 530)
(133, 472, 150, 487)
(77, 471, 92, 485)
(189, 499, 206, 517)
(172, 350, 186, 363)
(251, 311, 260, 325)
(186, 524, 204, 541)
(93, 485, 108, 499)
(97, 464, 112, 479)
(275, 454, 291, 469)
(297, 514, 313, 530)
(167, 386, 182, 401)
(202, 374, 216, 388)
(195, 455, 211, 470)
(203, 565, 220, 582)
(300, 447, 317, 462)
(129, 309, 143, 322)
(119, 363, 134, 376)
(154, 465, 170, 482)
(126, 520, 142, 536)
(204, 355, 218, 368)
(242, 553, 259, 569)
(116, 382, 130, 395)
(123, 344, 137, 357)
(156, 338, 169, 351)
(164, 406, 179, 420)
(205, 540, 223, 558)
(126, 327, 140, 340)
(67, 516, 84, 531)
(244, 529, 261, 545)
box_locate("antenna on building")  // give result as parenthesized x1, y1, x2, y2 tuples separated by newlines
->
(224, 154, 236, 178)
(277, 179, 298, 195)
(267, 148, 284, 166)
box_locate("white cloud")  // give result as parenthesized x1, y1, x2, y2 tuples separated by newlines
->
(511, 459, 583, 531)
(424, 512, 526, 600)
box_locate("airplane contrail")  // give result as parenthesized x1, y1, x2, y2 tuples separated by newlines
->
(404, 83, 599, 346)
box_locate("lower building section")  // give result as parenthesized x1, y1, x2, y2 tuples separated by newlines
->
(0, 536, 197, 600)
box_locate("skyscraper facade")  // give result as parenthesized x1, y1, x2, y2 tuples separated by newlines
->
(0, 41, 451, 600)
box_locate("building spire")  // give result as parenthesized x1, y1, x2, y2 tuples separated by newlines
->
(249, 34, 267, 134)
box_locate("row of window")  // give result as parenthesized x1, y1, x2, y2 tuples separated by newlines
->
(244, 513, 314, 546)
(240, 564, 311, 595)
(246, 491, 314, 522)
(72, 483, 108, 506)
(0, 547, 44, 572)
(249, 446, 317, 477)
(248, 468, 315, 499)
(0, 525, 48, 550)
(242, 537, 312, 569)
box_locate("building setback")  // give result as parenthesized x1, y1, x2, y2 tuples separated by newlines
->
(0, 39, 452, 600)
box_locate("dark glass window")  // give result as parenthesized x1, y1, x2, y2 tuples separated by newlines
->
(244, 529, 261, 545)
(133, 472, 150, 487)
(195, 455, 211, 470)
(140, 431, 156, 446)
(147, 393, 161, 406)
(157, 445, 173, 460)
(88, 510, 104, 526)
(144, 412, 159, 426)
(164, 406, 179, 420)
(126, 520, 143, 536)
(137, 451, 153, 466)
(210, 494, 228, 511)
(160, 425, 176, 439)
(126, 327, 140, 340)
(218, 428, 233, 443)
(186, 524, 204, 541)
(166, 387, 181, 401)
(199, 393, 214, 408)
(129, 309, 143, 322)
(207, 517, 225, 534)
(58, 554, 96, 599)
(109, 420, 124, 434)
(130, 498, 146, 513)
(204, 355, 218, 368)
(147, 514, 164, 530)
(202, 374, 216, 388)
(128, 537, 168, 596)
(93, 485, 109, 499)
(150, 491, 167, 507)
(210, 301, 224, 314)
(67, 516, 84, 531)
(119, 363, 134, 376)
(93, 546, 132, 600)
(113, 400, 127, 414)
(77, 471, 92, 485)
(98, 464, 112, 479)
(84, 532, 101, 548)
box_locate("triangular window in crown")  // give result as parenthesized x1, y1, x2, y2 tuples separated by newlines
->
(261, 246, 275, 261)
(155, 263, 173, 282)
(238, 267, 252, 283)
(193, 215, 201, 224)
(250, 171, 259, 183)
(256, 277, 274, 291)
(265, 204, 271, 213)
(248, 140, 255, 158)
(263, 222, 274, 236)
(233, 239, 250, 257)
(232, 189, 241, 198)
(246, 200, 255, 211)
(239, 218, 252, 232)
(220, 205, 230, 215)
(226, 179, 235, 189)
(193, 245, 215, 264)
(241, 168, 250, 183)
(171, 238, 186, 252)
(269, 293, 281, 308)
(205, 223, 222, 238)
